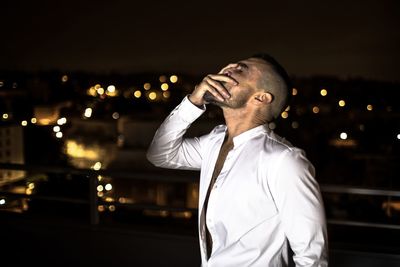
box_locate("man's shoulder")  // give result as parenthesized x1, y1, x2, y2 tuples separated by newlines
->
(262, 130, 296, 153)
(259, 130, 309, 162)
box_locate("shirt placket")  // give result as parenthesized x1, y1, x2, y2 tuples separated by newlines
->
(206, 150, 235, 259)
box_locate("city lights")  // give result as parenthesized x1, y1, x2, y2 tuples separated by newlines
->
(84, 108, 93, 118)
(57, 117, 67, 125)
(148, 92, 157, 101)
(1, 65, 400, 261)
(109, 205, 116, 212)
(112, 112, 120, 120)
(163, 91, 170, 98)
(134, 90, 142, 98)
(97, 87, 105, 95)
(170, 75, 178, 83)
(21, 120, 28, 126)
(88, 87, 97, 96)
(93, 162, 102, 170)
(65, 140, 99, 160)
(106, 85, 118, 97)
(105, 183, 112, 191)
(61, 75, 68, 82)
(107, 85, 116, 93)
(144, 83, 151, 90)
(161, 83, 169, 91)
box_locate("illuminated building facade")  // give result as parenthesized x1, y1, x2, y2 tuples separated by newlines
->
(0, 125, 25, 185)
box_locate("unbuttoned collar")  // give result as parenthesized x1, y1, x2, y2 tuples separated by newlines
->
(219, 124, 270, 147)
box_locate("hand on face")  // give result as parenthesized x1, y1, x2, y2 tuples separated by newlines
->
(189, 71, 238, 107)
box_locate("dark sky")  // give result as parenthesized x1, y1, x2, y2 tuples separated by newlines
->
(1, 0, 399, 82)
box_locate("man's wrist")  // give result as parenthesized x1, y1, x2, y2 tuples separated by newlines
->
(188, 94, 205, 108)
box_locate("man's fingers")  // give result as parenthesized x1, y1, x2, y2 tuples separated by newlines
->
(203, 81, 225, 102)
(218, 63, 238, 74)
(204, 76, 231, 99)
(208, 74, 238, 85)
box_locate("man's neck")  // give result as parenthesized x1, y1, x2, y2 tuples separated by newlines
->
(222, 108, 265, 143)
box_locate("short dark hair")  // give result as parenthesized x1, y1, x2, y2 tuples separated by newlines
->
(251, 53, 292, 118)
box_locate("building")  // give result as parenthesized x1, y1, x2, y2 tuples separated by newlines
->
(0, 125, 25, 185)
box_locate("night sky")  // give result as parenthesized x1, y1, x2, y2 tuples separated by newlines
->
(1, 0, 399, 82)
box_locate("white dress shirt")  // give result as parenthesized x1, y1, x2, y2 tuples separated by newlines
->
(147, 96, 328, 267)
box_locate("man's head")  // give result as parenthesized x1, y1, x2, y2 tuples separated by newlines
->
(250, 53, 292, 120)
(216, 53, 292, 122)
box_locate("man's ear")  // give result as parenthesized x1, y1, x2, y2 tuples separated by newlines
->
(254, 92, 273, 104)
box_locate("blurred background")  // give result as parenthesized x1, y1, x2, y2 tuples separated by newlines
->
(1, 0, 399, 266)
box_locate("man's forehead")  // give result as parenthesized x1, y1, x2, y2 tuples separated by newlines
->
(237, 58, 270, 74)
(240, 57, 269, 67)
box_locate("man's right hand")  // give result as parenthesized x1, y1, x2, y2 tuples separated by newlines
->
(188, 74, 238, 107)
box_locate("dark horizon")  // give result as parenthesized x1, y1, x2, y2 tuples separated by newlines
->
(1, 0, 399, 82)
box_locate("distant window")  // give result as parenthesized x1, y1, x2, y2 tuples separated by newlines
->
(5, 150, 10, 157)
(5, 139, 10, 146)
(5, 128, 10, 135)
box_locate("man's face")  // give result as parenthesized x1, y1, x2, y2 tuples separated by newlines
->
(211, 57, 269, 109)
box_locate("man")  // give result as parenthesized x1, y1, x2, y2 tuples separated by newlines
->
(146, 54, 328, 266)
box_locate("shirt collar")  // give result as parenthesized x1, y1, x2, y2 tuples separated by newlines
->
(229, 124, 270, 147)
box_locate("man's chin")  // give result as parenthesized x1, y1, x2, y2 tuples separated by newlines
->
(204, 92, 227, 107)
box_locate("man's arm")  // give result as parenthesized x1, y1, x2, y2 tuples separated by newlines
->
(146, 96, 206, 170)
(146, 72, 237, 170)
(270, 149, 328, 266)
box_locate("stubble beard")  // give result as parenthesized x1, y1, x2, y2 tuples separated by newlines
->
(204, 89, 250, 109)
(204, 81, 250, 109)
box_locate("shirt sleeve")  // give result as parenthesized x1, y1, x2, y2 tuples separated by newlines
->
(270, 148, 328, 267)
(146, 96, 207, 170)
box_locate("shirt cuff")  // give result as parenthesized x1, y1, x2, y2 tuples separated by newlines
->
(177, 95, 206, 123)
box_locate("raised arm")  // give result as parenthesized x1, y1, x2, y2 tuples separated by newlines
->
(146, 96, 206, 170)
(146, 72, 237, 170)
